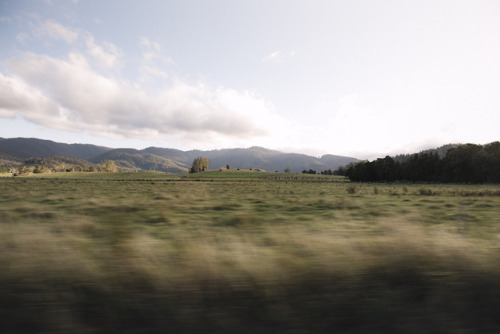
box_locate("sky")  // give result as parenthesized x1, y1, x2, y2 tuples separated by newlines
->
(1, 0, 499, 160)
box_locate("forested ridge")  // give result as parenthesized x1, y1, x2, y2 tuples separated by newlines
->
(343, 142, 500, 183)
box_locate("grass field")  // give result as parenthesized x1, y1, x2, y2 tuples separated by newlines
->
(1, 171, 500, 333)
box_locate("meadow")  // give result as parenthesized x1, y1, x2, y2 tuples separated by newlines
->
(1, 171, 500, 333)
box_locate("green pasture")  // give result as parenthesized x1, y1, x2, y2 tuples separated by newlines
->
(1, 171, 500, 333)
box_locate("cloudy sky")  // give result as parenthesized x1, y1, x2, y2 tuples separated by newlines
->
(1, 0, 499, 159)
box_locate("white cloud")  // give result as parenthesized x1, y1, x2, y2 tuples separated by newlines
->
(34, 19, 121, 68)
(0, 16, 12, 23)
(1, 51, 275, 146)
(85, 35, 122, 68)
(0, 72, 60, 123)
(140, 37, 161, 52)
(141, 66, 168, 79)
(1, 17, 289, 150)
(16, 33, 29, 44)
(262, 50, 295, 63)
(36, 20, 78, 43)
(139, 37, 174, 82)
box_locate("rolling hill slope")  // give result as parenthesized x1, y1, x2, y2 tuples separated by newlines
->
(0, 137, 359, 173)
(0, 137, 112, 162)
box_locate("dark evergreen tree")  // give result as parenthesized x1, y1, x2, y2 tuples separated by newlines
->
(346, 142, 500, 183)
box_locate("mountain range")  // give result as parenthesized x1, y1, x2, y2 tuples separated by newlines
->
(0, 137, 359, 173)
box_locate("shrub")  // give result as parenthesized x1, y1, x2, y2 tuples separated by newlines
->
(418, 188, 434, 196)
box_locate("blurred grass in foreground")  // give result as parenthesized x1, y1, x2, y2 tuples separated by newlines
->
(1, 172, 500, 333)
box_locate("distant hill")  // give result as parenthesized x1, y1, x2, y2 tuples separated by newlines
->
(0, 137, 112, 162)
(90, 149, 190, 173)
(0, 137, 359, 173)
(421, 144, 460, 158)
(139, 146, 359, 173)
(394, 144, 460, 163)
(320, 154, 364, 167)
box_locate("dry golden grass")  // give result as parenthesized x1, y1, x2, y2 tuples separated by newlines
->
(1, 173, 500, 332)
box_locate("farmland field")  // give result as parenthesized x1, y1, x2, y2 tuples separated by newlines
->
(1, 171, 500, 333)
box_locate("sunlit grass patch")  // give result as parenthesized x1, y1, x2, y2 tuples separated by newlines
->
(1, 174, 500, 332)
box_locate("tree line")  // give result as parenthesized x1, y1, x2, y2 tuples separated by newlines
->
(341, 142, 500, 183)
(8, 156, 118, 175)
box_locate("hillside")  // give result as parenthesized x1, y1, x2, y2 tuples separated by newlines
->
(24, 156, 98, 172)
(123, 146, 359, 173)
(394, 144, 460, 163)
(0, 137, 112, 162)
(90, 149, 190, 173)
(0, 137, 359, 173)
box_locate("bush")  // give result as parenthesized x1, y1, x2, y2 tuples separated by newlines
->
(347, 185, 357, 194)
(418, 188, 434, 196)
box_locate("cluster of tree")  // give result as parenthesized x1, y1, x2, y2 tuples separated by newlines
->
(190, 157, 210, 173)
(15, 156, 118, 174)
(320, 169, 348, 175)
(99, 160, 118, 172)
(0, 166, 12, 173)
(343, 142, 500, 183)
(24, 156, 97, 173)
(304, 168, 346, 175)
